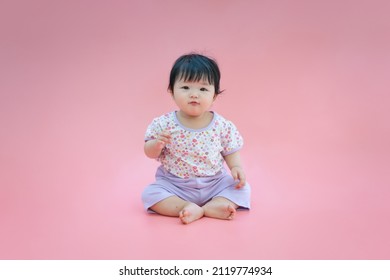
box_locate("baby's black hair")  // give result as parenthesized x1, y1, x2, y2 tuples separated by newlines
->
(168, 53, 222, 95)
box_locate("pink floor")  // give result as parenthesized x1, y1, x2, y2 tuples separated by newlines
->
(1, 0, 390, 259)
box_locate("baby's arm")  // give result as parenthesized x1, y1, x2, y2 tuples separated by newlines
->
(224, 151, 246, 189)
(144, 131, 171, 159)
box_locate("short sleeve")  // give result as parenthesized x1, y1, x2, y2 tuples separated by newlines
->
(220, 120, 244, 156)
(144, 118, 162, 141)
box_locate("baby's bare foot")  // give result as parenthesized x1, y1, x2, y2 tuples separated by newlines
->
(179, 203, 204, 224)
(203, 201, 237, 220)
(225, 204, 237, 220)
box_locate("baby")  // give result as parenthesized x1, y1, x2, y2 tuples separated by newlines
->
(142, 53, 251, 224)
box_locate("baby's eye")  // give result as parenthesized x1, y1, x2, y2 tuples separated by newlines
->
(181, 86, 189, 90)
(200, 88, 208, 92)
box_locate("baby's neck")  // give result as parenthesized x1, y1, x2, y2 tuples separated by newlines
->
(176, 111, 214, 129)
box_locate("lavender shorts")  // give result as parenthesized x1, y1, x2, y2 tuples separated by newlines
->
(142, 165, 251, 211)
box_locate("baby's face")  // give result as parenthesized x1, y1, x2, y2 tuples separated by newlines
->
(172, 79, 216, 118)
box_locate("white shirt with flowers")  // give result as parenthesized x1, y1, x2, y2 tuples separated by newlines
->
(145, 111, 243, 178)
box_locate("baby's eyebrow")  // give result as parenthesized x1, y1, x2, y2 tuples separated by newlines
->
(198, 81, 212, 86)
(180, 81, 212, 86)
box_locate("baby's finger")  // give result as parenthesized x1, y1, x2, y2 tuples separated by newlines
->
(235, 173, 246, 189)
(158, 132, 171, 143)
(161, 131, 172, 140)
(160, 131, 171, 137)
(157, 137, 169, 145)
(231, 169, 238, 181)
(235, 180, 243, 189)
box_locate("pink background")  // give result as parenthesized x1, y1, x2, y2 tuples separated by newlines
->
(1, 0, 389, 259)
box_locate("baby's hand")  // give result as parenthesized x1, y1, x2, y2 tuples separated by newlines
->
(230, 166, 246, 189)
(155, 130, 172, 150)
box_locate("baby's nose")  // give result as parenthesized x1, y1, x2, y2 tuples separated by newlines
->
(190, 90, 199, 98)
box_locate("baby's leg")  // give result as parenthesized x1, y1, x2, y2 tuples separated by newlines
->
(150, 196, 204, 224)
(202, 197, 238, 220)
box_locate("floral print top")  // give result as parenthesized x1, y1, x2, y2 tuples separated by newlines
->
(145, 111, 243, 178)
